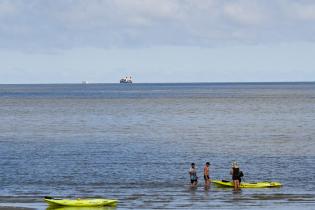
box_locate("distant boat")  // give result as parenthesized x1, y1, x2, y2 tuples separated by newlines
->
(120, 76, 132, 83)
(82, 81, 88, 84)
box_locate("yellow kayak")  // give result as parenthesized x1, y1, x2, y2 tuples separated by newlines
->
(44, 197, 117, 207)
(212, 180, 282, 188)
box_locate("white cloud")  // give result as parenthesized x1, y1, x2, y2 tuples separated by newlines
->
(59, 0, 185, 28)
(0, 0, 17, 17)
(288, 2, 315, 21)
(223, 1, 268, 25)
(1, 0, 315, 51)
(114, 0, 181, 20)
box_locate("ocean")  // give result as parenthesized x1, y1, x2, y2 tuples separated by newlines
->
(0, 83, 314, 209)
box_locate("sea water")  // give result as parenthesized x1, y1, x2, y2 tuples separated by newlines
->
(0, 83, 314, 209)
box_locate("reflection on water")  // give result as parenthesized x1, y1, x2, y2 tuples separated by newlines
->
(46, 207, 116, 210)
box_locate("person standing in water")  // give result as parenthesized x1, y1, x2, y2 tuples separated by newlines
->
(189, 163, 198, 187)
(203, 162, 211, 187)
(230, 161, 240, 190)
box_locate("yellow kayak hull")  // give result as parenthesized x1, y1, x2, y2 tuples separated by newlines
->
(212, 180, 282, 188)
(44, 198, 117, 207)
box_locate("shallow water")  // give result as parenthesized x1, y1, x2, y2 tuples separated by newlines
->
(0, 83, 314, 209)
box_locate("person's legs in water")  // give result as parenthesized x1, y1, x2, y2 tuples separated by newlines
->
(193, 175, 198, 187)
(204, 175, 209, 188)
(190, 177, 196, 187)
(233, 179, 240, 190)
(190, 179, 197, 187)
(194, 179, 198, 187)
(233, 180, 237, 190)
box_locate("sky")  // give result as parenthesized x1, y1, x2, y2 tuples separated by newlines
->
(0, 0, 315, 83)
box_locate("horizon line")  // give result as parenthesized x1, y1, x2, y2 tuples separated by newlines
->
(0, 81, 314, 85)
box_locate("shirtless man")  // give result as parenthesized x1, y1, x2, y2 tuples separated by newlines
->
(204, 162, 211, 187)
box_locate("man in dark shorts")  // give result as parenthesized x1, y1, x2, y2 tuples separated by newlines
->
(203, 162, 211, 187)
(189, 163, 198, 187)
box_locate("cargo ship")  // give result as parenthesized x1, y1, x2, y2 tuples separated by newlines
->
(120, 76, 132, 83)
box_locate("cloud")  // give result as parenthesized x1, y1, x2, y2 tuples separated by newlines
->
(287, 2, 315, 21)
(0, 0, 17, 17)
(1, 0, 315, 51)
(59, 0, 185, 29)
(223, 1, 268, 25)
(114, 0, 182, 21)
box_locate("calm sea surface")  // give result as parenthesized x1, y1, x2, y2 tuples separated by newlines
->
(0, 83, 315, 209)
